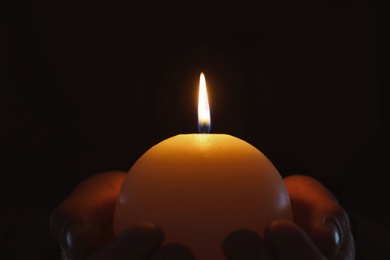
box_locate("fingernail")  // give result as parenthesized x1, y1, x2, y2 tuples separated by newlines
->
(64, 223, 93, 258)
(324, 218, 342, 258)
(65, 224, 81, 250)
(325, 218, 342, 248)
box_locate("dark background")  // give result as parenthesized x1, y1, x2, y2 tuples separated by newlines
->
(0, 1, 388, 259)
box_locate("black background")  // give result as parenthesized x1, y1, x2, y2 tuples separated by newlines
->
(0, 1, 389, 259)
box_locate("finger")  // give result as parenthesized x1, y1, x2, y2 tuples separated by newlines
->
(86, 222, 164, 260)
(283, 175, 350, 259)
(50, 171, 127, 258)
(152, 243, 195, 260)
(223, 229, 273, 260)
(264, 220, 326, 260)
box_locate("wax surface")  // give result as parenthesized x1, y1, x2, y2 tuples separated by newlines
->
(113, 134, 292, 260)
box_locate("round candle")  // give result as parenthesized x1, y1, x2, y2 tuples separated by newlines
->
(113, 134, 292, 259)
(113, 73, 292, 259)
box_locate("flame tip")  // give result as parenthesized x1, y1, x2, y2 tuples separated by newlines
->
(197, 72, 211, 133)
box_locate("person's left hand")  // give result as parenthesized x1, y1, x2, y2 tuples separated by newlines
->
(223, 175, 355, 260)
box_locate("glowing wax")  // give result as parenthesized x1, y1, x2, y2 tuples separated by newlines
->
(113, 133, 292, 260)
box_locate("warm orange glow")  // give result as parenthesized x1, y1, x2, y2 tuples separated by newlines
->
(198, 72, 211, 133)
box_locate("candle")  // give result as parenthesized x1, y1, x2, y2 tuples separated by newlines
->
(113, 73, 292, 260)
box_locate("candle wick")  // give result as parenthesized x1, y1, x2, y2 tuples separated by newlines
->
(198, 123, 210, 134)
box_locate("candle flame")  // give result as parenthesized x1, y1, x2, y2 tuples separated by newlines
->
(198, 72, 211, 133)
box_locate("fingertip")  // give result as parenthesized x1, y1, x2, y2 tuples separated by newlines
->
(264, 220, 325, 260)
(264, 219, 302, 241)
(49, 206, 84, 257)
(319, 218, 342, 259)
(86, 222, 165, 260)
(152, 243, 195, 260)
(64, 223, 96, 258)
(223, 229, 272, 260)
(119, 222, 165, 247)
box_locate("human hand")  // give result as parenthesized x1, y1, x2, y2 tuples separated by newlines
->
(50, 172, 354, 259)
(223, 175, 355, 260)
(49, 171, 194, 260)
